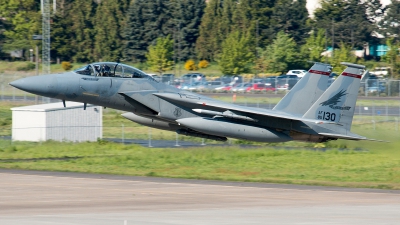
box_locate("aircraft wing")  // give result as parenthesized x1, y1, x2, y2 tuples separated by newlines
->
(152, 92, 337, 125)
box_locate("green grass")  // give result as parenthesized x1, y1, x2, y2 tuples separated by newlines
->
(0, 102, 26, 136)
(1, 101, 400, 189)
(0, 138, 399, 189)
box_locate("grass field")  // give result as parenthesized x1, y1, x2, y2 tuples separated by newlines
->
(0, 134, 399, 189)
(1, 99, 400, 190)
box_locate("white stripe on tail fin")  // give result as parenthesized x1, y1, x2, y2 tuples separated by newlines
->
(273, 62, 332, 116)
(302, 62, 366, 131)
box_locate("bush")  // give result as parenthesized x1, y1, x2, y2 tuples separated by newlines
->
(184, 59, 197, 71)
(16, 62, 35, 71)
(61, 61, 73, 71)
(198, 60, 209, 69)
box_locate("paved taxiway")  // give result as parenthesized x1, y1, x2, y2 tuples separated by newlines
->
(0, 169, 400, 225)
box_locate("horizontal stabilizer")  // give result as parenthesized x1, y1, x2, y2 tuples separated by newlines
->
(318, 132, 388, 142)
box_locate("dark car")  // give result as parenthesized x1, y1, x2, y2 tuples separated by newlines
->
(181, 73, 206, 83)
(276, 75, 300, 91)
(215, 75, 243, 85)
(264, 76, 277, 88)
(327, 73, 339, 87)
(161, 73, 175, 84)
(365, 75, 386, 93)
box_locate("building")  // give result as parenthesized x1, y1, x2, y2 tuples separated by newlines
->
(11, 101, 102, 142)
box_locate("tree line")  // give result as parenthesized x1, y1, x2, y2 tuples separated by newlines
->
(1, 0, 400, 75)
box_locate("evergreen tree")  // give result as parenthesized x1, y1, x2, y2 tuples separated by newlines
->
(146, 36, 174, 75)
(313, 0, 383, 49)
(173, 0, 206, 61)
(51, 13, 74, 61)
(124, 0, 147, 62)
(218, 31, 254, 74)
(142, 0, 173, 43)
(195, 0, 222, 61)
(0, 0, 40, 59)
(300, 29, 326, 63)
(93, 0, 126, 62)
(69, 0, 97, 62)
(380, 1, 400, 40)
(0, 14, 7, 58)
(234, 0, 277, 46)
(51, 1, 75, 62)
(124, 0, 172, 62)
(219, 0, 238, 41)
(268, 0, 309, 44)
(196, 0, 278, 61)
(261, 31, 299, 73)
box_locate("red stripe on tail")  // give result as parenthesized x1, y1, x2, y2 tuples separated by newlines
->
(309, 70, 331, 76)
(342, 72, 362, 79)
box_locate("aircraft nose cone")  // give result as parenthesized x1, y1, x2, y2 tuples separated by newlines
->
(9, 75, 57, 97)
(9, 79, 25, 89)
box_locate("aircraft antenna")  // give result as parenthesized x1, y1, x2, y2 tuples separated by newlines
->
(41, 0, 51, 75)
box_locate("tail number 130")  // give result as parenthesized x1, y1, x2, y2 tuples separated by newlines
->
(318, 111, 336, 121)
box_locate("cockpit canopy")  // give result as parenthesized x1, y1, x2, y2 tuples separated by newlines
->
(74, 62, 156, 81)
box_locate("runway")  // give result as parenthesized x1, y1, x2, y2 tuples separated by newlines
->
(0, 169, 400, 225)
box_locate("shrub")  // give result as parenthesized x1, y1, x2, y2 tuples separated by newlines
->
(198, 60, 209, 69)
(184, 59, 197, 71)
(61, 61, 73, 71)
(16, 62, 35, 71)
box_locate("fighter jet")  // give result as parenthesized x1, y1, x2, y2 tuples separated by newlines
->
(9, 61, 377, 143)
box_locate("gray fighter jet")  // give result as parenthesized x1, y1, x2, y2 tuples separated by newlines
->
(9, 61, 377, 143)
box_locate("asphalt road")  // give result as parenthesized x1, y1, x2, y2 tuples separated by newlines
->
(0, 169, 399, 225)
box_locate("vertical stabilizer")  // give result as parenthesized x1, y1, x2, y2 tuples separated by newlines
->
(302, 63, 366, 131)
(273, 62, 332, 116)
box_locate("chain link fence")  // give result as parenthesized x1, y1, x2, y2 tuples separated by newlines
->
(0, 72, 52, 103)
(1, 116, 399, 147)
(1, 72, 400, 146)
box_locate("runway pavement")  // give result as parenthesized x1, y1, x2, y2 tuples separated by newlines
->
(0, 169, 400, 225)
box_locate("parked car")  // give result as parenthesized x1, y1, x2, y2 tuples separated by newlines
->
(287, 70, 307, 78)
(180, 82, 203, 91)
(251, 78, 264, 84)
(232, 83, 253, 93)
(367, 84, 386, 93)
(246, 83, 275, 92)
(161, 73, 174, 84)
(327, 73, 339, 87)
(365, 75, 386, 93)
(180, 73, 206, 83)
(216, 84, 237, 92)
(276, 75, 300, 91)
(147, 74, 161, 82)
(264, 76, 277, 88)
(370, 67, 390, 77)
(203, 81, 225, 91)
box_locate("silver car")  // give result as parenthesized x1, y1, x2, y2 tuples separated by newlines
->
(231, 83, 252, 93)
